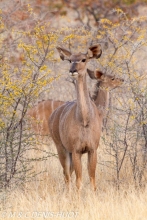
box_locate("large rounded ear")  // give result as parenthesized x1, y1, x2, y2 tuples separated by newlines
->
(87, 69, 96, 79)
(56, 46, 71, 60)
(87, 69, 103, 79)
(87, 44, 102, 59)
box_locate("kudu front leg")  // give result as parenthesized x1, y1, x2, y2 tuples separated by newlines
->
(88, 150, 97, 191)
(72, 151, 82, 191)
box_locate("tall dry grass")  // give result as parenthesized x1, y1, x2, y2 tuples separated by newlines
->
(1, 139, 147, 220)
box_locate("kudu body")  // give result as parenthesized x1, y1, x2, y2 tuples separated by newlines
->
(27, 99, 65, 136)
(49, 45, 103, 191)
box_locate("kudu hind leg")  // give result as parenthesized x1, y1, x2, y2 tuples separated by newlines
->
(88, 150, 97, 191)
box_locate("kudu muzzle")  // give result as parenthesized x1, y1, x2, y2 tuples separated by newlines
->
(69, 62, 78, 77)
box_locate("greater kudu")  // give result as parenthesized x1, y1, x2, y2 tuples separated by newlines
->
(49, 45, 103, 191)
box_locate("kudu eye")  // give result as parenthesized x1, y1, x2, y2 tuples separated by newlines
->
(82, 59, 86, 62)
(111, 78, 115, 81)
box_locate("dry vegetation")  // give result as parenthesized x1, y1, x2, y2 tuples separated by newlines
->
(0, 0, 147, 219)
(1, 142, 147, 220)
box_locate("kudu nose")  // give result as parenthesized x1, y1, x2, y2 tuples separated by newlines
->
(69, 70, 78, 77)
(69, 67, 76, 73)
(69, 63, 78, 76)
(70, 64, 77, 73)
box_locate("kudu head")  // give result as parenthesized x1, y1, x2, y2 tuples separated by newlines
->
(56, 45, 102, 77)
(87, 69, 124, 89)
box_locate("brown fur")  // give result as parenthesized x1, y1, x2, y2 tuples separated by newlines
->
(27, 99, 65, 136)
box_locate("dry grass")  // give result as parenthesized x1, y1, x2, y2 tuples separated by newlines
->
(1, 140, 147, 220)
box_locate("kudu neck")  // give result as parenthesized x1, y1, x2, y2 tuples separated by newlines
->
(76, 73, 93, 127)
(93, 82, 109, 117)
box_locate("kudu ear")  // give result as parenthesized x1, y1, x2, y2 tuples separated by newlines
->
(87, 44, 102, 59)
(56, 46, 71, 60)
(87, 69, 103, 80)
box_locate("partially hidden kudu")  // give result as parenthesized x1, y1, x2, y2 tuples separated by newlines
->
(49, 44, 124, 191)
(87, 69, 124, 119)
(27, 99, 65, 136)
